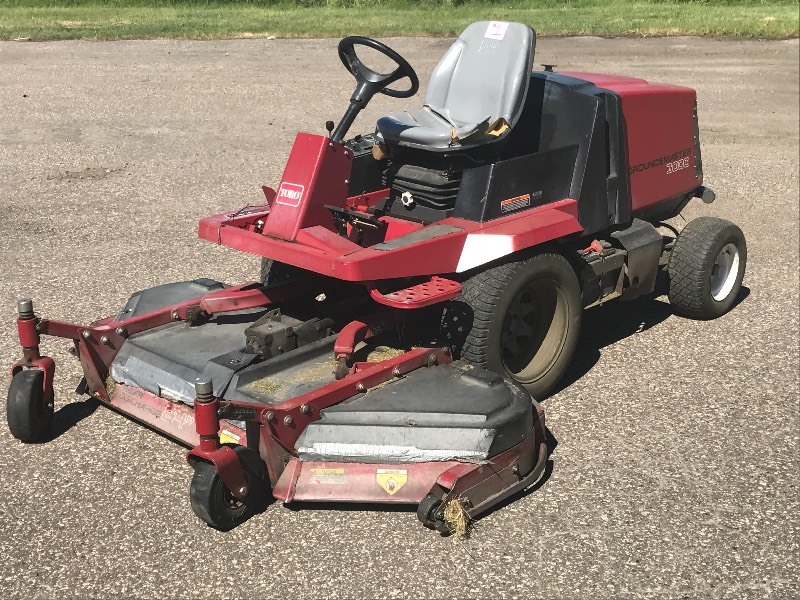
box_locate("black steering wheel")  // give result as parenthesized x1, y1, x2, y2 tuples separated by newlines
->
(338, 36, 419, 99)
(331, 36, 419, 142)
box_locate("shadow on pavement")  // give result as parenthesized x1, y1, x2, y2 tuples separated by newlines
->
(41, 395, 101, 443)
(551, 284, 751, 398)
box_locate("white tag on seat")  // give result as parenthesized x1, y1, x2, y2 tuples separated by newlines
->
(484, 21, 509, 40)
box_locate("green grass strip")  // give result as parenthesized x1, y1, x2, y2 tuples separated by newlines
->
(1, 1, 797, 41)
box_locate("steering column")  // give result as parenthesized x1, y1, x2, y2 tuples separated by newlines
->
(332, 36, 419, 143)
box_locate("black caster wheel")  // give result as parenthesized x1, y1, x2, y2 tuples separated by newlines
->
(417, 493, 450, 534)
(7, 369, 53, 442)
(189, 445, 270, 531)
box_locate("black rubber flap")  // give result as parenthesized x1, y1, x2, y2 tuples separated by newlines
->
(115, 279, 224, 322)
(295, 361, 534, 464)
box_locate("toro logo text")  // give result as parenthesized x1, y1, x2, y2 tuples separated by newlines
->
(276, 182, 305, 207)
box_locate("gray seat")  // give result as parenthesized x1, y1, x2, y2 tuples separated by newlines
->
(376, 21, 535, 150)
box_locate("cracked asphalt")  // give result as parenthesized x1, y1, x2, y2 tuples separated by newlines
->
(0, 36, 798, 599)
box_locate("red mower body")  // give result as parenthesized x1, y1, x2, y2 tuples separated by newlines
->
(7, 23, 745, 535)
(564, 72, 703, 215)
(199, 70, 708, 286)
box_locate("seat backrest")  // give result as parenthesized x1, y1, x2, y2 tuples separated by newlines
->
(425, 21, 535, 130)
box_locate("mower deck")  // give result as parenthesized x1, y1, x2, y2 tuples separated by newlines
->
(110, 280, 534, 466)
(9, 272, 549, 530)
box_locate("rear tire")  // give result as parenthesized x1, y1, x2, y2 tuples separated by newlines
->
(189, 446, 270, 531)
(444, 253, 582, 400)
(667, 217, 747, 319)
(7, 369, 53, 442)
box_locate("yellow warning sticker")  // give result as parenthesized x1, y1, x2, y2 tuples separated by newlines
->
(376, 468, 408, 495)
(219, 428, 241, 445)
(309, 468, 346, 485)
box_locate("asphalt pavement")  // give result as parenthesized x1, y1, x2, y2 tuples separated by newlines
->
(0, 36, 798, 599)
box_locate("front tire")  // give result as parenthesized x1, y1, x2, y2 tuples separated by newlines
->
(444, 253, 583, 400)
(667, 217, 747, 319)
(189, 446, 270, 531)
(7, 369, 53, 442)
(260, 258, 302, 285)
(417, 494, 449, 534)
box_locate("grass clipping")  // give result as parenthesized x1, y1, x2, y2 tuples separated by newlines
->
(366, 345, 405, 362)
(105, 375, 115, 398)
(443, 498, 472, 539)
(245, 377, 280, 395)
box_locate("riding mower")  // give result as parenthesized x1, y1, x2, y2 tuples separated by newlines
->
(7, 22, 747, 532)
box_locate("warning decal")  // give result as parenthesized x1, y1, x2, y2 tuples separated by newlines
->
(376, 468, 407, 495)
(219, 428, 241, 445)
(500, 193, 532, 214)
(309, 468, 346, 485)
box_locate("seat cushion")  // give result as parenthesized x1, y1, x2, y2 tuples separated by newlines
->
(376, 107, 454, 148)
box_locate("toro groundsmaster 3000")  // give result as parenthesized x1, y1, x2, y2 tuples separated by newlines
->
(7, 22, 747, 532)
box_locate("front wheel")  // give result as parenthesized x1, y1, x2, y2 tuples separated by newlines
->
(417, 494, 449, 534)
(259, 258, 303, 286)
(189, 446, 270, 531)
(443, 253, 583, 400)
(667, 217, 747, 320)
(7, 369, 53, 442)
